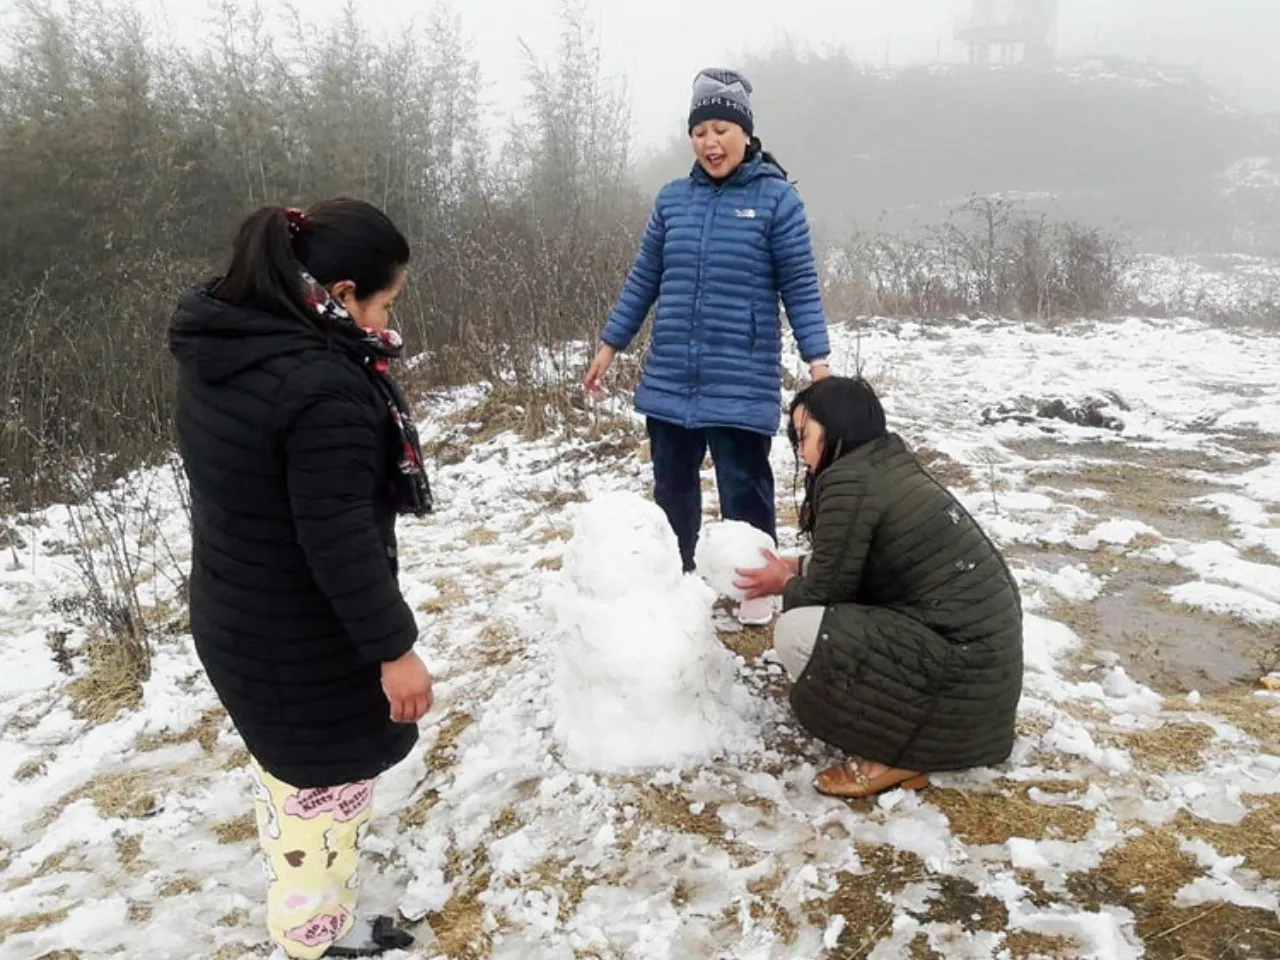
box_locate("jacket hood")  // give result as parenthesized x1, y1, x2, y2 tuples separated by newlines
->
(689, 153, 785, 187)
(169, 284, 327, 384)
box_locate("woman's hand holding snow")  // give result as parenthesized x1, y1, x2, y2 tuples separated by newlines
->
(734, 550, 798, 599)
(694, 520, 778, 601)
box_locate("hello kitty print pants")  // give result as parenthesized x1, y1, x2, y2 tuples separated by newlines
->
(249, 759, 376, 959)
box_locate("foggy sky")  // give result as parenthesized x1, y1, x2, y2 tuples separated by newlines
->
(129, 0, 1280, 151)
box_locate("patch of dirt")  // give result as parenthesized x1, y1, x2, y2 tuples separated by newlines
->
(1093, 585, 1266, 693)
(1028, 558, 1264, 693)
(928, 782, 1097, 845)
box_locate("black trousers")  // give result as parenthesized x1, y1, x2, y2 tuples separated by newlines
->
(646, 417, 777, 572)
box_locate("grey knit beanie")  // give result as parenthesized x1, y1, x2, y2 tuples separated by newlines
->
(688, 68, 754, 136)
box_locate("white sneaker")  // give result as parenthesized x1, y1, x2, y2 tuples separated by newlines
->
(737, 596, 775, 626)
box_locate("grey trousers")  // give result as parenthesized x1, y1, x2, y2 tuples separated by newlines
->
(772, 606, 825, 680)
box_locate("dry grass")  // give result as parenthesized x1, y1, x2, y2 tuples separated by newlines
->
(400, 711, 475, 830)
(210, 943, 266, 960)
(32, 952, 82, 960)
(2, 851, 75, 893)
(15, 755, 49, 781)
(1193, 688, 1280, 751)
(524, 488, 587, 510)
(114, 833, 143, 870)
(1113, 721, 1215, 773)
(218, 908, 250, 927)
(928, 783, 1096, 846)
(464, 526, 499, 547)
(428, 848, 493, 960)
(1003, 931, 1078, 958)
(213, 814, 257, 845)
(65, 633, 147, 723)
(533, 555, 563, 571)
(135, 707, 226, 754)
(419, 577, 469, 615)
(815, 845, 928, 954)
(630, 784, 727, 839)
(223, 747, 250, 770)
(914, 444, 973, 489)
(42, 771, 156, 829)
(0, 907, 71, 941)
(477, 622, 518, 668)
(127, 900, 152, 923)
(1063, 828, 1280, 956)
(159, 876, 203, 897)
(1173, 794, 1280, 881)
(717, 622, 775, 663)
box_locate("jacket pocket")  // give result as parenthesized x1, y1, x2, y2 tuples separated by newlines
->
(749, 303, 758, 353)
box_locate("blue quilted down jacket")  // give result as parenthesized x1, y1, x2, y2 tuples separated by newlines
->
(601, 154, 830, 436)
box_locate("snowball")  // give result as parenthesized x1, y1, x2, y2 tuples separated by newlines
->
(545, 492, 758, 772)
(694, 520, 777, 601)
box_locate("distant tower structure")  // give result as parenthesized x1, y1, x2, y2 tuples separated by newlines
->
(957, 0, 1058, 66)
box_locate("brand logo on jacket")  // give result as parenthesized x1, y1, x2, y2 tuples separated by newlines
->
(735, 208, 757, 218)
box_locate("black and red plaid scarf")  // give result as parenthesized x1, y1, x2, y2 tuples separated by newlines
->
(300, 271, 433, 517)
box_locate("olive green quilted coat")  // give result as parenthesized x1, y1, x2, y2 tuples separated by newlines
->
(783, 434, 1024, 772)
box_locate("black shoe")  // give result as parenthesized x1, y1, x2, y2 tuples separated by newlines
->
(325, 916, 415, 957)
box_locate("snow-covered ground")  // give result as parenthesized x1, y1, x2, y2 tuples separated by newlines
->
(2, 317, 1279, 959)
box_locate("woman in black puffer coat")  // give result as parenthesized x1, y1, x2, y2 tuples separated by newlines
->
(169, 199, 432, 959)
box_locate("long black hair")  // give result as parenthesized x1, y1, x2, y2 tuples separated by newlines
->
(788, 376, 889, 535)
(213, 198, 409, 322)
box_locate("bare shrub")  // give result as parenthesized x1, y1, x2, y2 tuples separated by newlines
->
(826, 195, 1129, 321)
(0, 0, 646, 513)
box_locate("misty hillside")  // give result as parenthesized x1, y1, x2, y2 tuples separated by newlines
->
(643, 51, 1280, 253)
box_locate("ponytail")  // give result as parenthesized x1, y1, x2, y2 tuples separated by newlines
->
(213, 207, 311, 321)
(748, 137, 790, 180)
(214, 199, 409, 322)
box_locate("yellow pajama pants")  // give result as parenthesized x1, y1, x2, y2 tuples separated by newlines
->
(249, 759, 376, 960)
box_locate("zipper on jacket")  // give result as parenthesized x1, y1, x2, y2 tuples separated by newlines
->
(688, 184, 722, 424)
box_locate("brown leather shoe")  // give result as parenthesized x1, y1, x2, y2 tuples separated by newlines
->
(814, 760, 929, 798)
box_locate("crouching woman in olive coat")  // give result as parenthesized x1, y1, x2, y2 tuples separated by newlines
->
(736, 377, 1024, 799)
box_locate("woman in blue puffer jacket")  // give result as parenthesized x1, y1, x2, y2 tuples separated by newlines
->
(583, 67, 832, 625)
